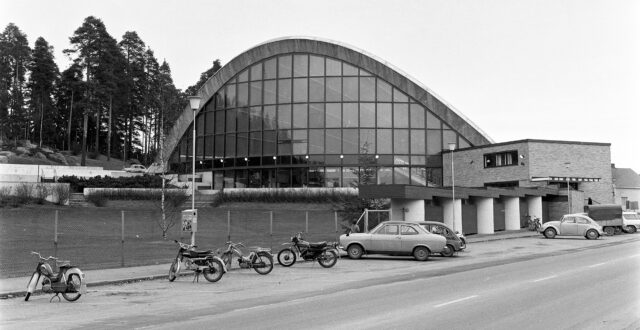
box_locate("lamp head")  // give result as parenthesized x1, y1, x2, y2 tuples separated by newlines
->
(448, 143, 456, 151)
(188, 96, 201, 111)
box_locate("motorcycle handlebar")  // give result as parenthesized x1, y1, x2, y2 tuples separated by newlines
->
(30, 251, 57, 261)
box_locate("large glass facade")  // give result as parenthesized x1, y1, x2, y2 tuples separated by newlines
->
(170, 53, 471, 189)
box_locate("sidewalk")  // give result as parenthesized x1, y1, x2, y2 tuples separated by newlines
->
(0, 229, 540, 299)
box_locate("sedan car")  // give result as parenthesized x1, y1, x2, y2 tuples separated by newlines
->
(416, 221, 466, 257)
(123, 164, 147, 173)
(540, 213, 604, 239)
(340, 221, 446, 261)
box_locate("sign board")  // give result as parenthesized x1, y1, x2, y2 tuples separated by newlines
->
(181, 209, 197, 232)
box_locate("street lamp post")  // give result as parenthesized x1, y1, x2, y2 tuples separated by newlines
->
(448, 143, 456, 231)
(188, 96, 201, 246)
(564, 162, 571, 214)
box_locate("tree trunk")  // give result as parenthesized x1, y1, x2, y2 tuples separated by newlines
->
(95, 107, 100, 154)
(39, 93, 44, 148)
(107, 96, 112, 161)
(67, 90, 73, 151)
(81, 112, 88, 166)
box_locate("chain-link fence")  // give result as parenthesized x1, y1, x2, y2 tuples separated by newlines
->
(0, 207, 346, 278)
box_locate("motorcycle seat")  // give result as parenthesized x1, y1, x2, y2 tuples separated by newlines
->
(309, 242, 327, 249)
(185, 250, 213, 258)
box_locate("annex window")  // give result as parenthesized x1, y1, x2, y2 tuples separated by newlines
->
(484, 150, 518, 168)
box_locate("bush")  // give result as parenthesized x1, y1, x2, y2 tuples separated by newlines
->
(0, 186, 12, 207)
(15, 183, 34, 204)
(53, 184, 70, 206)
(86, 194, 107, 207)
(34, 184, 50, 204)
(58, 175, 177, 193)
(212, 188, 360, 206)
(85, 188, 188, 205)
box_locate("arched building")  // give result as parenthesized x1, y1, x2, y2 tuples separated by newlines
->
(163, 37, 493, 189)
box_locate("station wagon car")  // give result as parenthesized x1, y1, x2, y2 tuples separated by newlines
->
(339, 221, 446, 261)
(540, 213, 604, 240)
(416, 221, 466, 257)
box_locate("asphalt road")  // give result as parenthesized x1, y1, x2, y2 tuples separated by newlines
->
(1, 235, 639, 329)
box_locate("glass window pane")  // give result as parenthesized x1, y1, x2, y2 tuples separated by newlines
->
(309, 129, 324, 154)
(326, 129, 341, 154)
(278, 55, 292, 78)
(393, 87, 408, 102)
(427, 111, 441, 129)
(443, 130, 457, 149)
(205, 111, 215, 134)
(293, 104, 308, 129)
(360, 69, 372, 76)
(264, 57, 277, 79)
(238, 69, 248, 82)
(263, 130, 276, 155)
(214, 134, 224, 157)
(263, 105, 277, 130)
(237, 83, 248, 107)
(360, 77, 375, 101)
(326, 103, 341, 128)
(360, 129, 376, 154)
(394, 167, 410, 184)
(326, 58, 341, 76)
(250, 62, 262, 81)
(377, 129, 392, 154)
(394, 129, 409, 154)
(343, 129, 358, 154)
(215, 111, 225, 133)
(293, 129, 307, 155)
(293, 78, 308, 103)
(226, 84, 236, 108)
(394, 155, 409, 165)
(360, 103, 375, 127)
(225, 133, 236, 157)
(326, 77, 342, 102)
(410, 167, 426, 186)
(325, 167, 341, 187)
(343, 77, 358, 101)
(343, 63, 358, 76)
(204, 136, 213, 159)
(237, 107, 249, 132)
(278, 104, 292, 129)
(377, 103, 392, 128)
(410, 103, 425, 128)
(411, 155, 426, 165)
(215, 91, 225, 110)
(309, 103, 325, 128)
(343, 103, 358, 128)
(377, 79, 392, 102)
(196, 136, 204, 159)
(249, 106, 262, 131)
(293, 54, 308, 77)
(394, 103, 409, 128)
(343, 167, 358, 187)
(249, 81, 262, 106)
(278, 79, 292, 103)
(378, 167, 393, 184)
(249, 131, 262, 156)
(411, 130, 425, 155)
(263, 80, 276, 105)
(309, 77, 324, 102)
(237, 132, 248, 157)
(278, 129, 292, 155)
(309, 55, 324, 76)
(226, 109, 236, 132)
(196, 112, 205, 135)
(427, 130, 441, 155)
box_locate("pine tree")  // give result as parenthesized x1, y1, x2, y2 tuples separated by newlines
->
(27, 37, 59, 148)
(0, 23, 31, 140)
(184, 59, 222, 96)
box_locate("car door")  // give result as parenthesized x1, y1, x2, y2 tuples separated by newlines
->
(575, 217, 592, 235)
(559, 216, 578, 236)
(400, 225, 420, 251)
(370, 224, 401, 253)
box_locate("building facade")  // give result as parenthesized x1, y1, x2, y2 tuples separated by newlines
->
(163, 37, 492, 190)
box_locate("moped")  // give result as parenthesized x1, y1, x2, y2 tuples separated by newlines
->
(218, 241, 274, 275)
(277, 232, 339, 268)
(25, 251, 87, 302)
(169, 240, 226, 283)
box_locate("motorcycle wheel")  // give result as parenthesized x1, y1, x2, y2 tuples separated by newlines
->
(168, 258, 180, 282)
(202, 259, 224, 283)
(318, 250, 338, 268)
(61, 274, 82, 302)
(277, 248, 296, 267)
(253, 252, 274, 275)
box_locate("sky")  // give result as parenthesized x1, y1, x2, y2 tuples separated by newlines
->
(2, 0, 639, 172)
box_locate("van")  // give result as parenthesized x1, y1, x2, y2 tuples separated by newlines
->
(622, 212, 640, 233)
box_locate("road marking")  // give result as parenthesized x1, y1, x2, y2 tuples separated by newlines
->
(434, 295, 478, 308)
(588, 262, 606, 268)
(533, 275, 557, 282)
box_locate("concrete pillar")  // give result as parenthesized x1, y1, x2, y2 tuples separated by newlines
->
(453, 199, 462, 233)
(504, 197, 521, 231)
(477, 197, 494, 234)
(443, 198, 463, 232)
(390, 199, 425, 222)
(527, 196, 543, 222)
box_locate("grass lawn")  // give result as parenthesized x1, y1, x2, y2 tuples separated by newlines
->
(0, 203, 346, 278)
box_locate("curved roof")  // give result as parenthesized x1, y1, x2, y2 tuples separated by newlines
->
(161, 37, 493, 165)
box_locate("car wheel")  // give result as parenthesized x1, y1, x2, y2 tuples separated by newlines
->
(440, 244, 455, 257)
(543, 228, 557, 239)
(628, 226, 637, 234)
(347, 244, 363, 259)
(413, 247, 430, 261)
(603, 227, 615, 236)
(586, 229, 599, 240)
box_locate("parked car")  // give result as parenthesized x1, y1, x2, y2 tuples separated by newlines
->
(622, 212, 640, 233)
(540, 213, 604, 240)
(416, 221, 466, 257)
(123, 164, 147, 173)
(339, 221, 446, 261)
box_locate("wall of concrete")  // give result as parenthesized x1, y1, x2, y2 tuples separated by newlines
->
(0, 164, 132, 182)
(0, 182, 70, 204)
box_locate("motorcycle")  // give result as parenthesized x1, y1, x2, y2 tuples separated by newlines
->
(169, 240, 226, 283)
(277, 232, 340, 268)
(25, 251, 87, 302)
(218, 241, 274, 275)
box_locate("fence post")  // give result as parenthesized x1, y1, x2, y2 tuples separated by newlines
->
(54, 210, 58, 258)
(305, 211, 309, 233)
(334, 210, 338, 241)
(270, 211, 273, 250)
(227, 210, 231, 242)
(121, 211, 125, 267)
